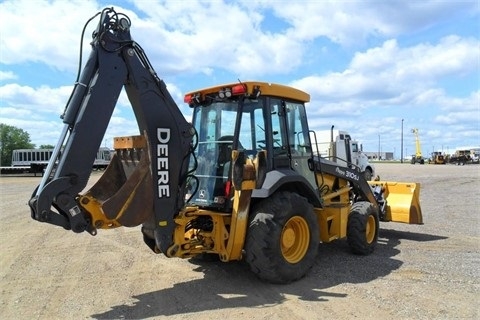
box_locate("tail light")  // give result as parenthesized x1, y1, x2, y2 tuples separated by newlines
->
(231, 84, 246, 95)
(224, 180, 232, 197)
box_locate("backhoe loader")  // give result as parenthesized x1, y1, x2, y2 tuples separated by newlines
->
(28, 8, 423, 283)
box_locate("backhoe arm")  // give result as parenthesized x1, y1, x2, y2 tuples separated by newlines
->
(28, 8, 195, 253)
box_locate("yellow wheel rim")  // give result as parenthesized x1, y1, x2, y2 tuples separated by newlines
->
(281, 216, 310, 263)
(366, 215, 376, 244)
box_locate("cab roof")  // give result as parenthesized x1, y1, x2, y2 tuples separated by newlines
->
(184, 81, 310, 104)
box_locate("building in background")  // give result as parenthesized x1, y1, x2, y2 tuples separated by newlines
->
(364, 151, 394, 161)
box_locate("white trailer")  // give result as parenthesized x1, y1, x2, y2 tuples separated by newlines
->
(0, 147, 112, 175)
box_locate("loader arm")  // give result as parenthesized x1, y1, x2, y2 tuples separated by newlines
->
(28, 8, 195, 253)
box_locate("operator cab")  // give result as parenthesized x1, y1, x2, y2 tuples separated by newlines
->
(184, 81, 314, 211)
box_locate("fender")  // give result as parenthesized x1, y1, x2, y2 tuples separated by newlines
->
(252, 169, 322, 207)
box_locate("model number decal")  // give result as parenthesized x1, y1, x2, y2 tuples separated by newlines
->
(157, 128, 170, 198)
(335, 167, 360, 181)
(345, 170, 359, 181)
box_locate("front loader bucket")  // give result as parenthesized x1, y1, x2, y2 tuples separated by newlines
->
(369, 181, 423, 224)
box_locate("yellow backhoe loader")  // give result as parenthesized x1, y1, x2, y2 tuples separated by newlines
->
(29, 8, 423, 283)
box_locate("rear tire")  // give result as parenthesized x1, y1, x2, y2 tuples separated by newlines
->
(347, 201, 379, 255)
(245, 191, 319, 284)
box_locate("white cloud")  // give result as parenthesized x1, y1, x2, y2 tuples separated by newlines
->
(244, 0, 477, 45)
(293, 36, 479, 104)
(0, 71, 17, 81)
(0, 0, 478, 151)
(415, 90, 480, 112)
(126, 0, 305, 77)
(0, 117, 64, 147)
(0, 0, 101, 72)
(2, 0, 477, 78)
(0, 107, 31, 117)
(0, 83, 71, 115)
(351, 36, 479, 81)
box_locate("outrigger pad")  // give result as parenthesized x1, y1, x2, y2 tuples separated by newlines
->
(368, 181, 423, 224)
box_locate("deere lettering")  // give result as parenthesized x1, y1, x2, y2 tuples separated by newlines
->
(157, 128, 170, 198)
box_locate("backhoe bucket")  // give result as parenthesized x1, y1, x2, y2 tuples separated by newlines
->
(80, 135, 154, 229)
(369, 181, 423, 224)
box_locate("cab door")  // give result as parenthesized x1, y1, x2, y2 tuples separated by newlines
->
(269, 99, 316, 189)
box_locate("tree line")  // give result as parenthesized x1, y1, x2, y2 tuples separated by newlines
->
(0, 123, 54, 166)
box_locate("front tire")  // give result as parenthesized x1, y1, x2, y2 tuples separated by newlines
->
(347, 201, 379, 255)
(245, 191, 319, 284)
(364, 168, 373, 181)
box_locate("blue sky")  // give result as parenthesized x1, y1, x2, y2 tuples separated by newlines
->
(0, 0, 479, 158)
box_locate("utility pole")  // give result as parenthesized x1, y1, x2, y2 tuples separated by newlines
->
(378, 134, 381, 160)
(401, 119, 404, 163)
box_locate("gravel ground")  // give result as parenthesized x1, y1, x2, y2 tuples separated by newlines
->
(0, 163, 479, 319)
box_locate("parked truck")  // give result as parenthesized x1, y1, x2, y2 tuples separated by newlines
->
(311, 126, 375, 180)
(449, 148, 480, 165)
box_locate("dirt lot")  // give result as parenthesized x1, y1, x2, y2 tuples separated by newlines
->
(0, 163, 479, 319)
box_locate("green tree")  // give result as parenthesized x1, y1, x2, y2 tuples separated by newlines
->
(0, 123, 35, 166)
(39, 144, 55, 149)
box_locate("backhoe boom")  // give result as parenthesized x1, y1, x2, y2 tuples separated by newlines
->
(28, 8, 195, 253)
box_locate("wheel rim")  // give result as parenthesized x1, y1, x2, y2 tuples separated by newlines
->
(281, 216, 310, 263)
(366, 214, 376, 244)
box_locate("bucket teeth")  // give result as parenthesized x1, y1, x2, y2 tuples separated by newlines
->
(82, 134, 154, 228)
